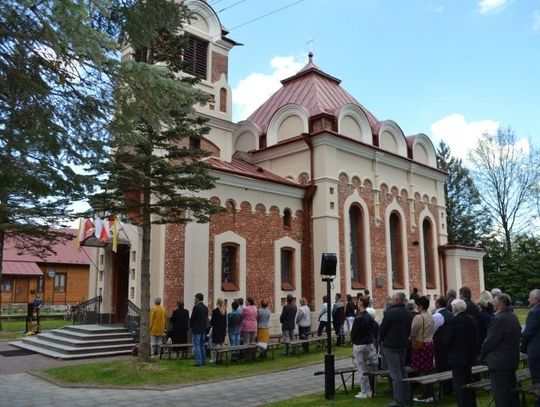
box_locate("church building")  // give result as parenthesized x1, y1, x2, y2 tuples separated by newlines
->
(91, 0, 485, 323)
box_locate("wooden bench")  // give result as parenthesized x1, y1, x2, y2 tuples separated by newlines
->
(515, 382, 540, 406)
(210, 344, 258, 366)
(364, 366, 415, 397)
(314, 365, 357, 395)
(286, 336, 326, 354)
(404, 365, 489, 405)
(158, 343, 192, 360)
(463, 368, 531, 404)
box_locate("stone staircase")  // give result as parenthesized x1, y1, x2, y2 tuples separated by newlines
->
(10, 325, 136, 359)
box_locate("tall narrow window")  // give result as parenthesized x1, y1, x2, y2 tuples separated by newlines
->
(221, 244, 239, 291)
(423, 218, 436, 288)
(389, 211, 404, 288)
(189, 137, 201, 150)
(281, 248, 295, 291)
(184, 35, 208, 79)
(37, 275, 44, 293)
(54, 273, 66, 293)
(349, 205, 366, 289)
(283, 209, 292, 228)
(1, 278, 12, 292)
(220, 88, 227, 113)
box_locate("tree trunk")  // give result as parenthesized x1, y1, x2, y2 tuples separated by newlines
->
(138, 186, 152, 362)
(0, 228, 5, 330)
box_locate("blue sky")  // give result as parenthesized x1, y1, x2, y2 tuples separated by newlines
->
(212, 0, 540, 159)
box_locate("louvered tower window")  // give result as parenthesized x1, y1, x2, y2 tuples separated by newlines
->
(184, 35, 208, 79)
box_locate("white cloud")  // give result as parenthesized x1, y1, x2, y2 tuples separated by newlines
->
(533, 10, 540, 31)
(430, 114, 500, 161)
(478, 0, 508, 14)
(232, 56, 304, 122)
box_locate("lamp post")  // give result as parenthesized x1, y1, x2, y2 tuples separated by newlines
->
(320, 252, 337, 400)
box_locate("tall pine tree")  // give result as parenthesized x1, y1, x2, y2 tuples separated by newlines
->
(93, 1, 221, 362)
(0, 0, 119, 329)
(437, 141, 491, 246)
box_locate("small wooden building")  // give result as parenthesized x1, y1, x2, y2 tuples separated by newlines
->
(1, 229, 92, 308)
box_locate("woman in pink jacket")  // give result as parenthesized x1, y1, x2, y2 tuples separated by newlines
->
(241, 297, 258, 344)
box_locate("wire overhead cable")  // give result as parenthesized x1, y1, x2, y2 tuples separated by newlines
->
(228, 0, 305, 32)
(217, 0, 247, 14)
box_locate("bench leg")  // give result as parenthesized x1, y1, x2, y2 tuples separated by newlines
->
(340, 373, 348, 395)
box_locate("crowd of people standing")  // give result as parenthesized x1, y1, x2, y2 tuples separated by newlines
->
(147, 286, 540, 407)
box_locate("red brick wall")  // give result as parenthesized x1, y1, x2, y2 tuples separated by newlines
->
(163, 224, 186, 313)
(208, 200, 304, 312)
(337, 173, 440, 308)
(460, 258, 480, 301)
(211, 51, 228, 83)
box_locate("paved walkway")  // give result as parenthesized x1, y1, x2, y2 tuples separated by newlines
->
(0, 346, 352, 407)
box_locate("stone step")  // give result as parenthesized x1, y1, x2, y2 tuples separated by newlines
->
(62, 325, 130, 335)
(10, 341, 132, 360)
(53, 328, 134, 341)
(19, 336, 134, 355)
(36, 332, 135, 348)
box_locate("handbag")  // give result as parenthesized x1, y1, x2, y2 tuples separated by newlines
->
(411, 314, 425, 350)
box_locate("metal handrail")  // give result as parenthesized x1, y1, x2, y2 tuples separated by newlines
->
(124, 298, 141, 340)
(71, 295, 102, 325)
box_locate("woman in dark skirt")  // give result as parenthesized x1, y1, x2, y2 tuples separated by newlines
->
(168, 301, 189, 357)
(210, 298, 227, 363)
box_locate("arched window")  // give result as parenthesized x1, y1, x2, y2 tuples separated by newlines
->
(220, 88, 227, 113)
(389, 211, 404, 288)
(349, 205, 366, 289)
(423, 218, 436, 289)
(283, 209, 291, 228)
(280, 247, 295, 291)
(221, 243, 239, 291)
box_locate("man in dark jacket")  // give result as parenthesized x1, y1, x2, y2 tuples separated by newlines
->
(443, 299, 477, 407)
(379, 292, 411, 407)
(480, 293, 521, 407)
(332, 293, 346, 346)
(280, 294, 297, 355)
(190, 293, 208, 366)
(521, 289, 540, 407)
(433, 297, 453, 396)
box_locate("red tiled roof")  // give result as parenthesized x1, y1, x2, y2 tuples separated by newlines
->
(2, 261, 43, 276)
(3, 229, 90, 265)
(247, 55, 379, 134)
(208, 157, 304, 188)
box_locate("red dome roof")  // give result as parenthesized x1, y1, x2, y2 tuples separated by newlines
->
(247, 54, 379, 134)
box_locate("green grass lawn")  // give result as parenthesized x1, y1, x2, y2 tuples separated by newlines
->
(0, 318, 70, 341)
(515, 307, 529, 325)
(46, 346, 354, 387)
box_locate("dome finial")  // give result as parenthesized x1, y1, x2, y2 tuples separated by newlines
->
(308, 51, 313, 63)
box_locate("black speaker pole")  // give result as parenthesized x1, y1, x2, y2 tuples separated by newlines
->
(324, 277, 335, 400)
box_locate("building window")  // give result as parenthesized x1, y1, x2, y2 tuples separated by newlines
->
(423, 218, 436, 289)
(131, 268, 136, 280)
(54, 273, 66, 293)
(389, 211, 404, 288)
(349, 204, 366, 289)
(130, 287, 135, 299)
(100, 254, 104, 265)
(280, 248, 295, 291)
(283, 209, 292, 229)
(37, 276, 44, 293)
(132, 251, 136, 262)
(220, 88, 227, 113)
(184, 35, 208, 79)
(189, 137, 201, 150)
(1, 278, 13, 292)
(221, 244, 239, 291)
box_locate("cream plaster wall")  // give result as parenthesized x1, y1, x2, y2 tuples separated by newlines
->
(277, 115, 304, 142)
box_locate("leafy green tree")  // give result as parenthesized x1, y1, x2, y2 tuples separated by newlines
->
(437, 141, 492, 246)
(484, 235, 540, 304)
(469, 128, 540, 254)
(0, 0, 118, 329)
(93, 1, 221, 362)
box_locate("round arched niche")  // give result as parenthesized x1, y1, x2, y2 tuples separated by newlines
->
(266, 104, 308, 146)
(184, 0, 222, 39)
(337, 104, 372, 144)
(409, 133, 437, 167)
(378, 121, 407, 157)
